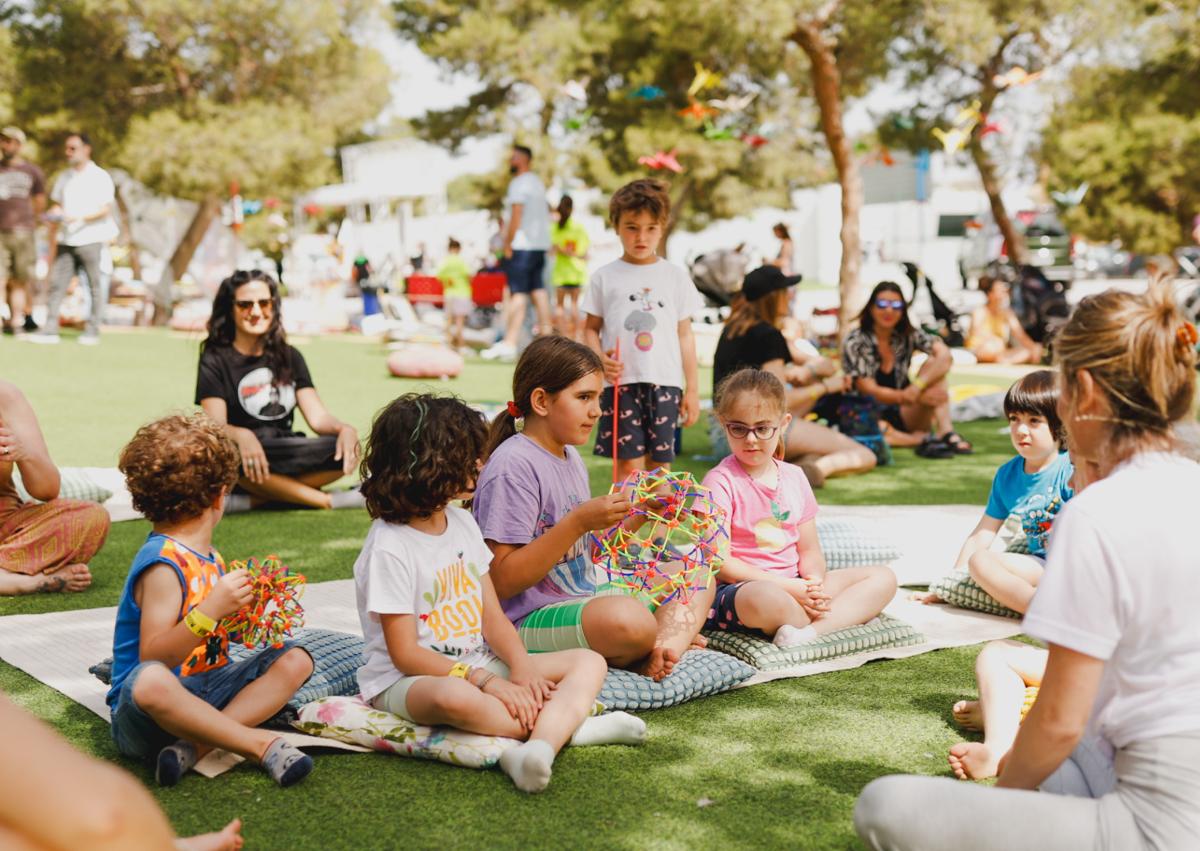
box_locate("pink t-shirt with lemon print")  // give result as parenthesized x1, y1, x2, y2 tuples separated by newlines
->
(702, 455, 819, 576)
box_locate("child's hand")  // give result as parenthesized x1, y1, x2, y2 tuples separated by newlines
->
(482, 677, 539, 730)
(680, 388, 700, 427)
(508, 662, 556, 706)
(571, 493, 632, 534)
(601, 348, 623, 383)
(204, 569, 253, 620)
(803, 578, 832, 614)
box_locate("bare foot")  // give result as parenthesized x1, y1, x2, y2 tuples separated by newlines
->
(177, 819, 244, 851)
(910, 591, 943, 605)
(948, 742, 999, 780)
(952, 700, 983, 731)
(689, 633, 708, 651)
(633, 646, 679, 682)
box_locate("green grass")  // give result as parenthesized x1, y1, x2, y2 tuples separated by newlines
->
(0, 329, 1022, 849)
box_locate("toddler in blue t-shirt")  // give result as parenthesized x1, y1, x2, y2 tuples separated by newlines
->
(922, 371, 1073, 613)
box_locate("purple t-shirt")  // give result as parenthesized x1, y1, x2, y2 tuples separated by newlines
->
(472, 434, 595, 623)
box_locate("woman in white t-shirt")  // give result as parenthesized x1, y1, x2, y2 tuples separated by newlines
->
(854, 277, 1200, 850)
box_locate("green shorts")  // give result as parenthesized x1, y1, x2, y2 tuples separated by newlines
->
(517, 583, 656, 653)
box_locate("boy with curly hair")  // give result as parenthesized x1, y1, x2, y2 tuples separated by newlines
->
(582, 179, 703, 479)
(109, 413, 315, 787)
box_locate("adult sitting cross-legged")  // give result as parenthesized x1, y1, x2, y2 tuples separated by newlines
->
(196, 270, 361, 511)
(842, 281, 972, 458)
(0, 379, 109, 594)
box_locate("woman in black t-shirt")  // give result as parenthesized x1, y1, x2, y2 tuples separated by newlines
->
(711, 266, 876, 486)
(196, 270, 361, 510)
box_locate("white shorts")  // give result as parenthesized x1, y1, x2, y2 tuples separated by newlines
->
(369, 649, 508, 722)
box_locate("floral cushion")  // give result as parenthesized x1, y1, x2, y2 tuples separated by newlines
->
(597, 649, 755, 711)
(816, 518, 901, 570)
(294, 695, 517, 768)
(703, 614, 926, 671)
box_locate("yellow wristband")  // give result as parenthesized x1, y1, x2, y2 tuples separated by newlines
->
(448, 662, 472, 679)
(912, 376, 927, 390)
(183, 607, 217, 638)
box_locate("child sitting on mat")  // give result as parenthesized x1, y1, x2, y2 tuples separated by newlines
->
(703, 369, 897, 646)
(354, 393, 646, 794)
(472, 335, 715, 682)
(108, 413, 315, 788)
(919, 370, 1074, 613)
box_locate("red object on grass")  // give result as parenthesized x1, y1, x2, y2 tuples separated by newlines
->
(471, 273, 506, 307)
(405, 276, 444, 307)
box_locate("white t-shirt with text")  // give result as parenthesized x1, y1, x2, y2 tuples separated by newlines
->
(50, 161, 118, 246)
(504, 171, 550, 251)
(354, 506, 495, 701)
(1024, 452, 1200, 750)
(579, 258, 704, 389)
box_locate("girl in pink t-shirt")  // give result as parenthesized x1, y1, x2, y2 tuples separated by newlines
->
(703, 369, 896, 647)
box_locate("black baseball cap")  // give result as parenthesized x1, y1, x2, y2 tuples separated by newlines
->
(742, 265, 802, 301)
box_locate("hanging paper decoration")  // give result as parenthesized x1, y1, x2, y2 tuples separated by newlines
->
(1050, 182, 1089, 207)
(687, 62, 723, 98)
(263, 197, 281, 210)
(302, 202, 322, 216)
(560, 79, 588, 102)
(993, 66, 1042, 89)
(241, 200, 263, 216)
(979, 119, 1003, 138)
(219, 556, 306, 650)
(678, 99, 717, 121)
(741, 133, 768, 148)
(589, 468, 728, 607)
(932, 126, 971, 153)
(702, 121, 735, 141)
(708, 92, 756, 113)
(630, 85, 666, 101)
(637, 149, 684, 173)
(954, 100, 982, 128)
(891, 114, 916, 131)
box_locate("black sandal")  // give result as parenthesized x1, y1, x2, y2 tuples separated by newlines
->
(940, 431, 974, 455)
(915, 436, 955, 459)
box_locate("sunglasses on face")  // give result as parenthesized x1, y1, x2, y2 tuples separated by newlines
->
(874, 298, 905, 310)
(235, 299, 273, 312)
(723, 421, 780, 440)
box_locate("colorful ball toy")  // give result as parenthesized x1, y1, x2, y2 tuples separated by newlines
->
(220, 556, 306, 649)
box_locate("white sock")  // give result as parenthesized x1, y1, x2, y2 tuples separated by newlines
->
(224, 493, 252, 514)
(498, 739, 555, 793)
(773, 624, 819, 648)
(569, 712, 647, 747)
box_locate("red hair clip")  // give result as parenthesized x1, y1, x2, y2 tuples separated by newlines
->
(1178, 321, 1198, 347)
(506, 400, 522, 418)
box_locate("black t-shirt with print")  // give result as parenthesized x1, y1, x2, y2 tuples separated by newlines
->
(195, 344, 315, 432)
(712, 321, 791, 396)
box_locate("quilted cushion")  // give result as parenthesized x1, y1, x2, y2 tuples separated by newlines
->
(703, 614, 926, 671)
(816, 518, 901, 570)
(13, 467, 112, 505)
(294, 695, 516, 768)
(597, 649, 755, 711)
(924, 537, 1030, 619)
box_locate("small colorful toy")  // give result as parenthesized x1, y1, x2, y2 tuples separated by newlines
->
(1019, 686, 1038, 721)
(590, 469, 728, 606)
(220, 555, 306, 649)
(687, 62, 723, 98)
(678, 99, 718, 122)
(637, 149, 684, 173)
(629, 84, 667, 101)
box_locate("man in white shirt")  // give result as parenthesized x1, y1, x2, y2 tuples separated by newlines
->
(27, 132, 117, 345)
(481, 145, 552, 362)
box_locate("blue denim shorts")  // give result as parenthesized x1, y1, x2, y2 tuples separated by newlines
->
(110, 643, 306, 759)
(503, 250, 546, 295)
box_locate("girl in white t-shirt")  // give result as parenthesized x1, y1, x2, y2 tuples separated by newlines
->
(703, 369, 896, 647)
(353, 393, 646, 793)
(855, 278, 1200, 849)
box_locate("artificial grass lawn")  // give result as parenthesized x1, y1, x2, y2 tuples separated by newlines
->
(0, 328, 1020, 849)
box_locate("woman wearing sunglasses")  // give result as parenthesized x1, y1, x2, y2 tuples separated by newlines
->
(195, 269, 361, 511)
(842, 281, 972, 457)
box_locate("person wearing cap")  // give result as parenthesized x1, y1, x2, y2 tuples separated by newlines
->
(711, 265, 877, 486)
(25, 131, 117, 346)
(0, 126, 47, 336)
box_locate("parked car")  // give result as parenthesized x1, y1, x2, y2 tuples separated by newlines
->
(959, 209, 1076, 286)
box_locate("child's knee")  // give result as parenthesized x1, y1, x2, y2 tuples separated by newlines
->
(275, 647, 315, 683)
(598, 603, 657, 655)
(967, 549, 995, 578)
(130, 663, 177, 712)
(565, 648, 607, 680)
(428, 682, 482, 722)
(974, 640, 1008, 674)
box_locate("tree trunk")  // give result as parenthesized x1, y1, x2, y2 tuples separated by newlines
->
(968, 137, 1026, 267)
(791, 18, 863, 338)
(113, 185, 142, 281)
(663, 178, 694, 257)
(152, 194, 221, 325)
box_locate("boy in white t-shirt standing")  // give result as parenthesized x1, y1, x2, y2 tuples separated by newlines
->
(581, 179, 703, 480)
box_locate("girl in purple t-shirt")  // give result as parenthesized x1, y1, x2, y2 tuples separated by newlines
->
(703, 369, 896, 647)
(472, 336, 715, 681)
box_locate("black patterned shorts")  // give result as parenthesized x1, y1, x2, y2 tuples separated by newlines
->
(593, 382, 681, 462)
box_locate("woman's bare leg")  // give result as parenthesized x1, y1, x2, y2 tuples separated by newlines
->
(784, 418, 876, 478)
(237, 469, 343, 509)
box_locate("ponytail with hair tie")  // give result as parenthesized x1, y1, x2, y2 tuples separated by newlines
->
(1177, 321, 1198, 356)
(506, 400, 523, 418)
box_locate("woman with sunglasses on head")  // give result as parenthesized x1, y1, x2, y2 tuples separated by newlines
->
(712, 266, 876, 486)
(842, 281, 972, 457)
(196, 270, 361, 511)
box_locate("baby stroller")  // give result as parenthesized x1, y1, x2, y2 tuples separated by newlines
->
(1008, 264, 1071, 345)
(901, 262, 966, 348)
(689, 247, 751, 307)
